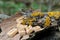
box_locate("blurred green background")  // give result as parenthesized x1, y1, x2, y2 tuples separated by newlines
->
(0, 0, 60, 16)
(0, 0, 49, 16)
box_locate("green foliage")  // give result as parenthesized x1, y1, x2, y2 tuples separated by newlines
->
(41, 4, 48, 12)
(0, 1, 48, 15)
(0, 0, 49, 15)
(31, 2, 40, 10)
(0, 1, 26, 15)
(0, 0, 60, 16)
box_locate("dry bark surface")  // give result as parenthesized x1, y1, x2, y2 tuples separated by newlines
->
(0, 13, 22, 40)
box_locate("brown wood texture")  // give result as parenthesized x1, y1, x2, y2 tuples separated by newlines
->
(0, 13, 22, 40)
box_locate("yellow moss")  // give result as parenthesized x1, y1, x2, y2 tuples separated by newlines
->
(28, 21, 33, 25)
(54, 11, 60, 19)
(48, 11, 60, 19)
(21, 19, 26, 25)
(27, 18, 36, 25)
(31, 11, 44, 17)
(44, 16, 51, 27)
(39, 13, 44, 17)
(48, 12, 55, 17)
(31, 11, 40, 17)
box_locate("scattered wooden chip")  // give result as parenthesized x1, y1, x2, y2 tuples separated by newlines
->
(7, 28, 18, 37)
